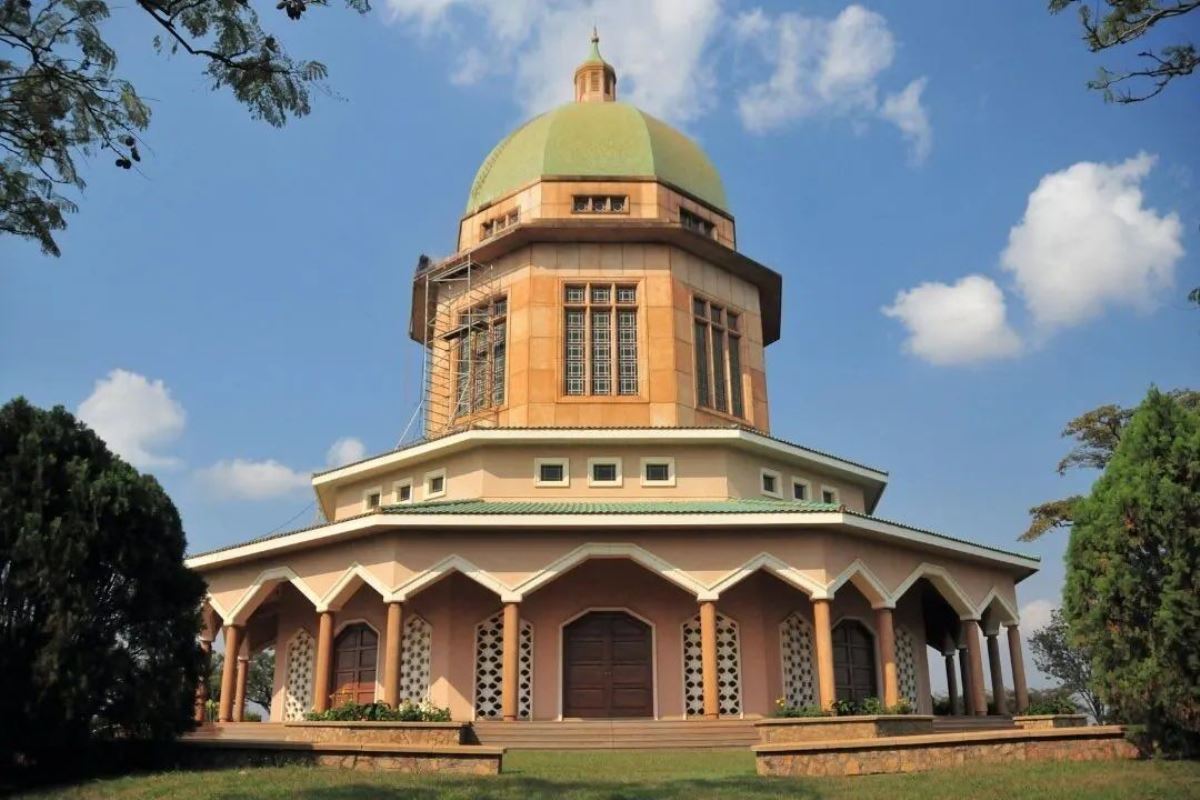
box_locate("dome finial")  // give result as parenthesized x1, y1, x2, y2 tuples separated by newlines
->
(575, 26, 616, 103)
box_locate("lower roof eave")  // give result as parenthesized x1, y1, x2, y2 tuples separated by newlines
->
(184, 509, 1039, 578)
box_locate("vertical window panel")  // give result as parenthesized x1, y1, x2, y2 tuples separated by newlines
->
(618, 310, 638, 396)
(711, 326, 728, 413)
(728, 333, 744, 418)
(591, 310, 612, 395)
(694, 320, 710, 407)
(565, 309, 586, 396)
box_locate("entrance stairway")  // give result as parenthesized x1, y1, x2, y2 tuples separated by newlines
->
(472, 718, 760, 750)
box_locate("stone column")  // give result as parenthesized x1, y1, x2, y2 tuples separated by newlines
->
(699, 600, 720, 719)
(383, 601, 404, 708)
(232, 655, 249, 722)
(313, 611, 335, 713)
(1007, 625, 1030, 714)
(217, 624, 242, 722)
(944, 651, 959, 716)
(962, 620, 987, 716)
(957, 645, 972, 715)
(194, 638, 212, 724)
(812, 599, 836, 711)
(986, 630, 1008, 715)
(501, 602, 520, 721)
(875, 607, 899, 708)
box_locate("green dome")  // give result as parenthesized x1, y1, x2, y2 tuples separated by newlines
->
(466, 102, 728, 215)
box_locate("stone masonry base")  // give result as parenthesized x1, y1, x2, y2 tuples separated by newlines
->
(176, 739, 503, 775)
(755, 725, 1137, 777)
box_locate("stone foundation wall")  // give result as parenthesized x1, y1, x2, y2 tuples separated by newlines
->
(281, 722, 467, 746)
(177, 740, 502, 775)
(755, 727, 1138, 777)
(756, 716, 934, 743)
(1012, 715, 1088, 730)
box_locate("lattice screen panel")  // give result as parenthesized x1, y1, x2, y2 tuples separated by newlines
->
(284, 629, 315, 720)
(682, 612, 742, 717)
(896, 625, 920, 707)
(400, 614, 432, 704)
(780, 611, 818, 709)
(473, 611, 533, 719)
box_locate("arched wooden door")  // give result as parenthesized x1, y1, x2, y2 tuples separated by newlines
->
(832, 620, 877, 704)
(333, 623, 378, 706)
(563, 611, 653, 718)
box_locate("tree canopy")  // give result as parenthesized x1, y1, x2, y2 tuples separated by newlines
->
(0, 397, 206, 770)
(1028, 608, 1107, 722)
(1050, 0, 1198, 103)
(1, 0, 369, 256)
(1063, 387, 1200, 754)
(1020, 390, 1198, 541)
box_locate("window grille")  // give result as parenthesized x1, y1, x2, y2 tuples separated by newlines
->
(694, 296, 746, 419)
(563, 283, 639, 397)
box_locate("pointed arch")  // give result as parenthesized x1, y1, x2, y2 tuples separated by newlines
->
(317, 562, 391, 612)
(705, 553, 828, 600)
(393, 554, 518, 602)
(512, 543, 710, 600)
(891, 563, 978, 620)
(824, 559, 894, 608)
(977, 587, 1020, 630)
(227, 566, 323, 624)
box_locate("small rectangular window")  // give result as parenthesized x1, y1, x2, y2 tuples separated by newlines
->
(565, 285, 586, 303)
(573, 196, 589, 213)
(535, 458, 570, 487)
(693, 298, 707, 318)
(616, 285, 637, 304)
(394, 480, 413, 504)
(640, 457, 675, 486)
(590, 285, 611, 304)
(760, 469, 782, 498)
(792, 479, 809, 501)
(645, 463, 670, 482)
(590, 195, 608, 212)
(610, 196, 626, 212)
(822, 487, 839, 505)
(592, 463, 617, 482)
(429, 476, 444, 494)
(364, 490, 381, 510)
(424, 470, 446, 499)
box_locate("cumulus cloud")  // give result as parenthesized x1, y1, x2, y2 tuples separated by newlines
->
(77, 369, 186, 469)
(884, 153, 1184, 366)
(1020, 598, 1057, 634)
(882, 275, 1022, 366)
(326, 437, 367, 467)
(734, 5, 930, 158)
(386, 0, 722, 123)
(196, 459, 311, 501)
(1001, 153, 1184, 331)
(880, 78, 932, 165)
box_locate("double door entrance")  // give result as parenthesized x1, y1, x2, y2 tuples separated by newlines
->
(562, 611, 654, 718)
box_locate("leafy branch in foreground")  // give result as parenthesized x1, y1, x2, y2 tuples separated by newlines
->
(1049, 0, 1199, 103)
(1, 0, 369, 256)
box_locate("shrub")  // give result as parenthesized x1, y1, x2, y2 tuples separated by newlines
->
(1025, 693, 1080, 716)
(304, 700, 452, 723)
(773, 695, 914, 718)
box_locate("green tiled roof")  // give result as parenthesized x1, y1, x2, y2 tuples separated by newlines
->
(466, 102, 728, 214)
(378, 498, 839, 515)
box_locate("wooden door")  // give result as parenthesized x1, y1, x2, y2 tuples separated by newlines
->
(332, 623, 378, 706)
(563, 611, 653, 718)
(832, 620, 877, 704)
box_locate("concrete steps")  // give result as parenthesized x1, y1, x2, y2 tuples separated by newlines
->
(472, 718, 759, 750)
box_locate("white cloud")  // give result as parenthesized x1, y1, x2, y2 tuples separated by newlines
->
(1001, 153, 1184, 330)
(882, 275, 1022, 366)
(326, 437, 367, 467)
(1020, 598, 1057, 634)
(881, 77, 932, 165)
(77, 369, 186, 470)
(196, 459, 310, 501)
(734, 4, 928, 159)
(385, 0, 723, 123)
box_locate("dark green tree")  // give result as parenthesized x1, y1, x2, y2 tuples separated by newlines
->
(1020, 390, 1198, 541)
(1049, 0, 1198, 103)
(1, 0, 369, 256)
(0, 397, 206, 769)
(1063, 387, 1200, 754)
(1028, 608, 1107, 722)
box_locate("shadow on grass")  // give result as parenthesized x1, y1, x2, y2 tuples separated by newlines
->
(196, 775, 824, 800)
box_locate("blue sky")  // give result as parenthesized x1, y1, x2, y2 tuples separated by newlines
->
(1, 1, 1196, 677)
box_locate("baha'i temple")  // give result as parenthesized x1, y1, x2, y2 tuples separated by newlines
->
(187, 33, 1041, 734)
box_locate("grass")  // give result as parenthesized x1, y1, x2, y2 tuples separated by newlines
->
(18, 750, 1200, 800)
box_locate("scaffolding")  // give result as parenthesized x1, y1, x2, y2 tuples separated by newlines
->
(413, 255, 502, 441)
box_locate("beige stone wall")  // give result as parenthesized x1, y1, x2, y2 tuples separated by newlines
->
(421, 242, 768, 438)
(327, 443, 868, 521)
(456, 179, 736, 252)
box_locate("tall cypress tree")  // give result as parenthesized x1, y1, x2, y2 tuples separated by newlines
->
(1064, 387, 1200, 754)
(0, 398, 206, 771)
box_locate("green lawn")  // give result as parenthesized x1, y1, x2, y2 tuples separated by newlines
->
(20, 750, 1200, 800)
